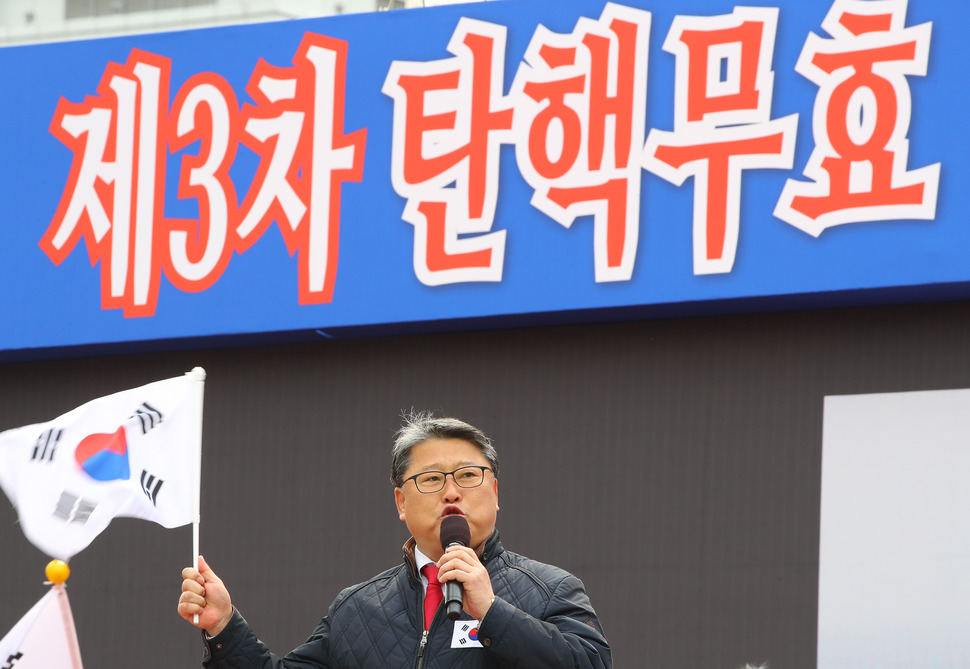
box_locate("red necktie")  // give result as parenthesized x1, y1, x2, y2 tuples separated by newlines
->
(422, 564, 443, 629)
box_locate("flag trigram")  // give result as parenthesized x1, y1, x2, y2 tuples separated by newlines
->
(140, 470, 164, 507)
(131, 402, 163, 435)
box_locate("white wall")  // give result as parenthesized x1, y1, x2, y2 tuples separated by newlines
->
(0, 0, 462, 46)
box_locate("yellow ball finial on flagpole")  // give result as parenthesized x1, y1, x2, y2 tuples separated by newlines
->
(45, 559, 71, 584)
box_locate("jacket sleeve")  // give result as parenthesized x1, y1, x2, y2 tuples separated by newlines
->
(202, 608, 331, 669)
(474, 573, 612, 669)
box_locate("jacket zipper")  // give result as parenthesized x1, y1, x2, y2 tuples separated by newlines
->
(416, 629, 429, 669)
(415, 573, 492, 668)
(409, 536, 494, 669)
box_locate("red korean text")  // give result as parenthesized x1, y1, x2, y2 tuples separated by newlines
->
(511, 3, 651, 282)
(643, 6, 797, 274)
(42, 34, 366, 317)
(775, 0, 938, 236)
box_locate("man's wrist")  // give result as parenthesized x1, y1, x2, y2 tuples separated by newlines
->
(205, 607, 234, 638)
(478, 596, 497, 626)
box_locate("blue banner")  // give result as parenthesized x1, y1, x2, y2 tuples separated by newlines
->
(0, 0, 956, 357)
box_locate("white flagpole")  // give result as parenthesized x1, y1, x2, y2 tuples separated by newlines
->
(54, 585, 85, 669)
(185, 367, 207, 625)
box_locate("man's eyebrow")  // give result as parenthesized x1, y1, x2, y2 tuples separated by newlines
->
(415, 460, 479, 471)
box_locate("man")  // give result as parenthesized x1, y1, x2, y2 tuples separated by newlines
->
(178, 412, 612, 668)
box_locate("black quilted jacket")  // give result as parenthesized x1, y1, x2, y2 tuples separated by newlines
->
(202, 531, 611, 668)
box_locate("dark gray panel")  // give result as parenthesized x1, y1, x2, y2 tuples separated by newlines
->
(2, 300, 969, 668)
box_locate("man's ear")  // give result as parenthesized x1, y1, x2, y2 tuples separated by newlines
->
(494, 478, 499, 511)
(394, 486, 407, 521)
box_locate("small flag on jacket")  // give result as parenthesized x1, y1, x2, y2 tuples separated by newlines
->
(0, 368, 205, 560)
(0, 586, 84, 669)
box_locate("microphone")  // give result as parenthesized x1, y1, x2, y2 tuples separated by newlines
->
(439, 515, 471, 621)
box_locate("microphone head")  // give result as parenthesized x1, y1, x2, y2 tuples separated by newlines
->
(439, 515, 471, 550)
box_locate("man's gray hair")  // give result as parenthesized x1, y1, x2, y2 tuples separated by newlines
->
(390, 411, 500, 487)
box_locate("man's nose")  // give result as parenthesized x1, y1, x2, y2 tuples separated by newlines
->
(441, 474, 463, 498)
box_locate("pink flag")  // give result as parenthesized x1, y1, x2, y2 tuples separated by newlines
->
(0, 585, 84, 669)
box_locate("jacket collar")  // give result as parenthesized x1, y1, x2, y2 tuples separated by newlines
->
(403, 530, 503, 580)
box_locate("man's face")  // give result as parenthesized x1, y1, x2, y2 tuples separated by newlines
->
(394, 438, 499, 560)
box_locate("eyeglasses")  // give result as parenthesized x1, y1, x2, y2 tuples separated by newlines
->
(403, 465, 494, 494)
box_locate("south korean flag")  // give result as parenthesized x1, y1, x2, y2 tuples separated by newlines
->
(450, 620, 483, 649)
